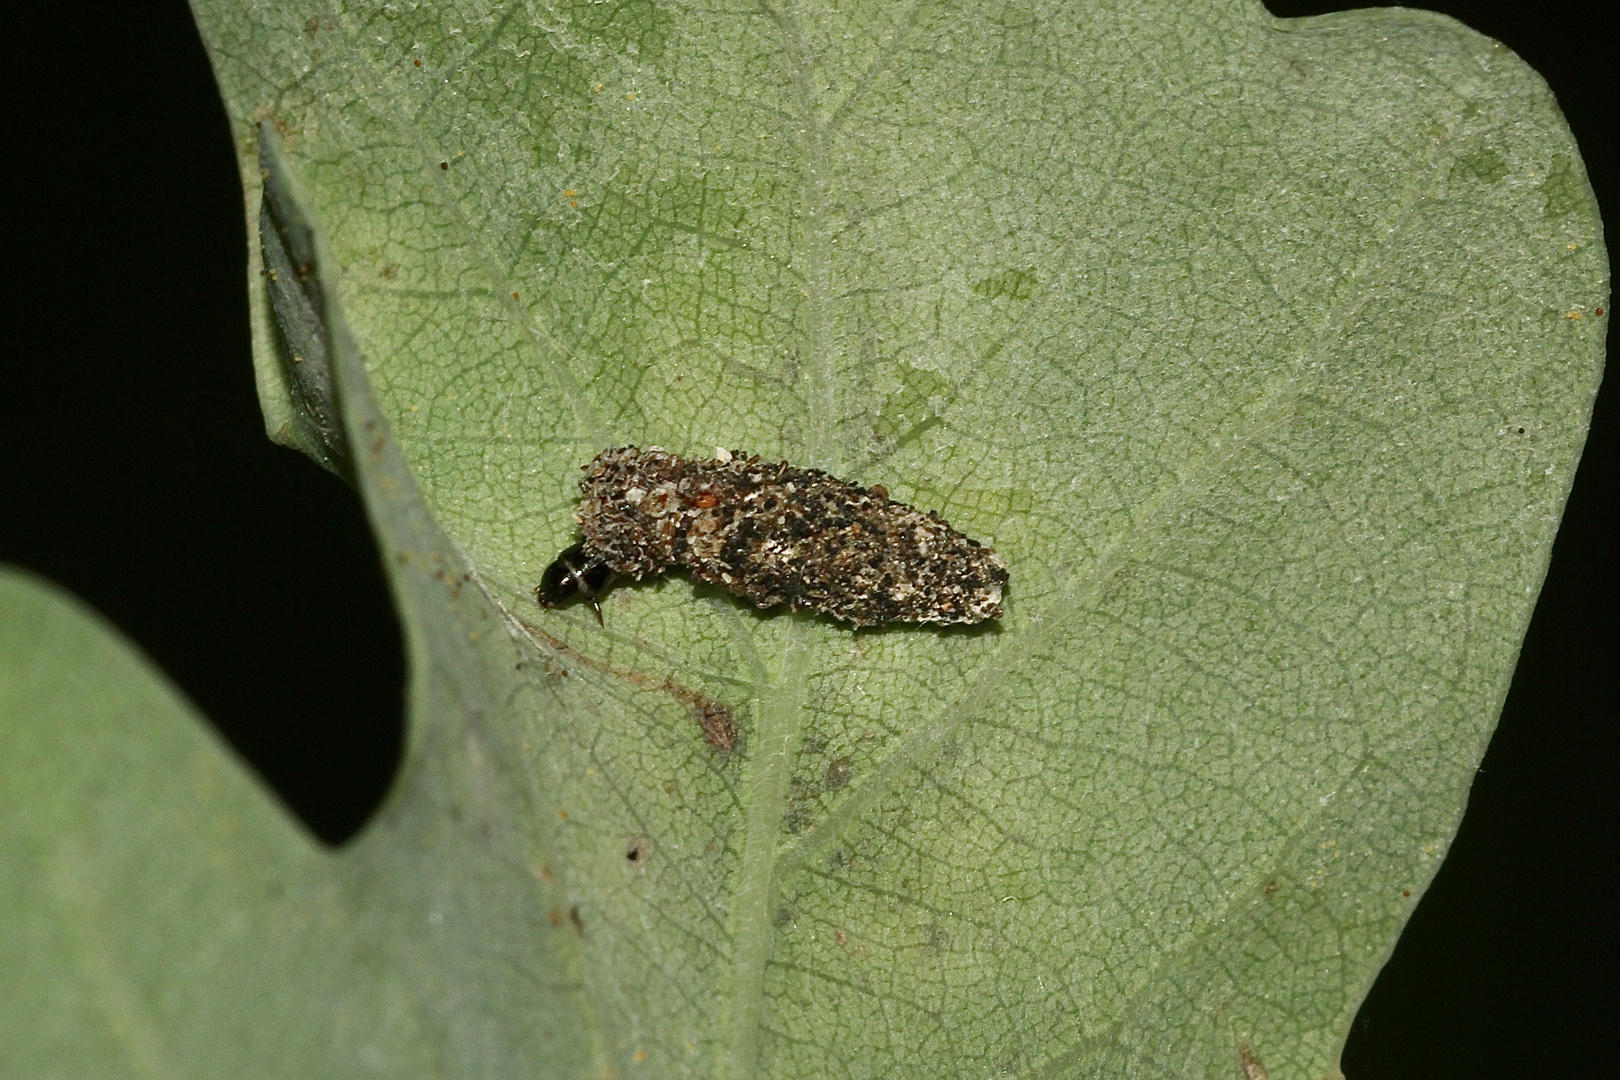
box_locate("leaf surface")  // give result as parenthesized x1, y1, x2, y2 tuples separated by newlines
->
(4, 1, 1607, 1077)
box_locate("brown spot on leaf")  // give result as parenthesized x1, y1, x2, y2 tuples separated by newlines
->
(695, 701, 738, 750)
(517, 620, 742, 752)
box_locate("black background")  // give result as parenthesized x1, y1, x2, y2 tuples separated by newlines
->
(5, 2, 1611, 1075)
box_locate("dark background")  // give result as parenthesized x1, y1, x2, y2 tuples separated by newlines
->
(4, 2, 1610, 1075)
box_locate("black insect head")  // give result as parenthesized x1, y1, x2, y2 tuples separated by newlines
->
(536, 541, 613, 624)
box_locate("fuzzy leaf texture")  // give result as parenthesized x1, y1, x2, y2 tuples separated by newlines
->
(0, 2, 1606, 1078)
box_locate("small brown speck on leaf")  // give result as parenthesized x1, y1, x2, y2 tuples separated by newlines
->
(696, 701, 738, 751)
(624, 836, 652, 867)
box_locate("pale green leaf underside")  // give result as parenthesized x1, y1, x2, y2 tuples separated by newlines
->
(3, 0, 1605, 1078)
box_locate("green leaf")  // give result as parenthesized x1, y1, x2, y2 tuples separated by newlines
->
(4, 1, 1606, 1077)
